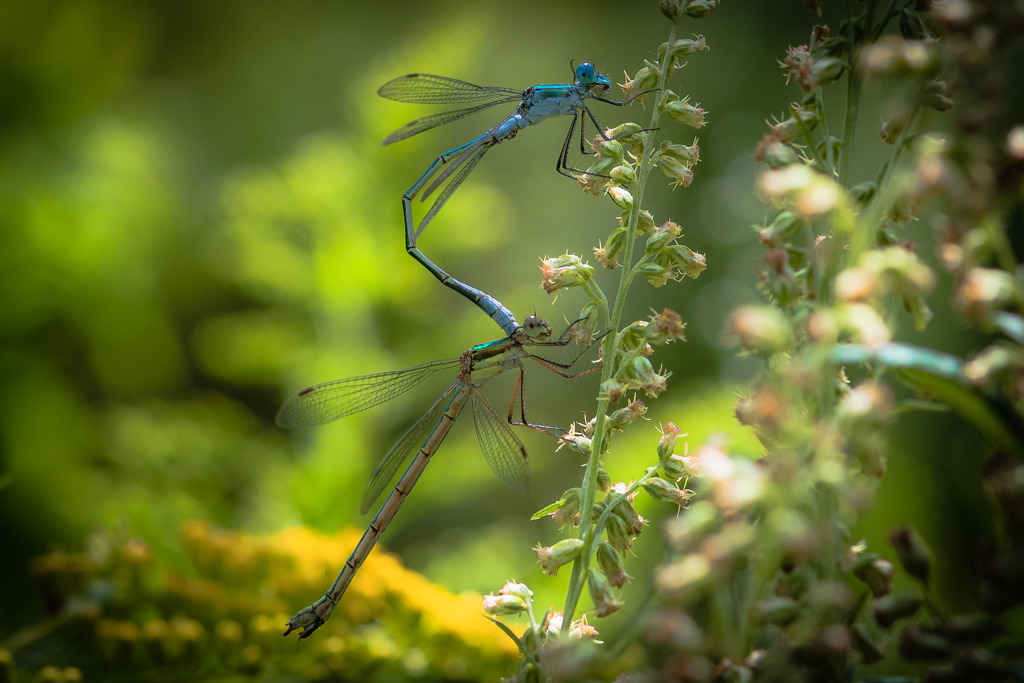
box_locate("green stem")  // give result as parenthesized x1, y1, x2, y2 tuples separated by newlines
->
(816, 87, 835, 174)
(839, 0, 863, 188)
(561, 16, 681, 633)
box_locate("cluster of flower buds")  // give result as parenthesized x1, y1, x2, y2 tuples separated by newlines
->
(539, 253, 595, 298)
(482, 581, 533, 617)
(861, 36, 936, 77)
(660, 0, 718, 22)
(653, 139, 700, 189)
(578, 123, 643, 197)
(780, 40, 846, 93)
(834, 246, 936, 330)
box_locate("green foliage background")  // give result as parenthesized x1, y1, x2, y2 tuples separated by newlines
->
(0, 0, 1003, 667)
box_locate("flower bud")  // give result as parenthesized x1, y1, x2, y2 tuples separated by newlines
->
(571, 301, 601, 345)
(535, 538, 584, 576)
(645, 220, 682, 255)
(656, 415, 683, 460)
(499, 581, 533, 601)
(658, 36, 708, 67)
(596, 542, 630, 588)
(898, 625, 952, 661)
(659, 140, 701, 165)
(889, 526, 931, 584)
(620, 66, 658, 103)
(588, 568, 622, 617)
(751, 597, 800, 625)
(879, 111, 909, 144)
(873, 594, 923, 628)
(647, 308, 687, 345)
(610, 164, 637, 185)
(663, 244, 706, 278)
(483, 593, 527, 616)
(593, 137, 624, 159)
(919, 79, 953, 111)
(684, 0, 717, 18)
(552, 489, 580, 527)
(595, 227, 627, 269)
(664, 99, 707, 128)
(596, 468, 611, 492)
(726, 305, 793, 354)
(639, 263, 672, 287)
(660, 0, 682, 20)
(899, 8, 929, 39)
(643, 478, 693, 507)
(754, 134, 800, 169)
(607, 400, 647, 430)
(853, 557, 895, 597)
(770, 110, 818, 143)
(636, 210, 656, 234)
(861, 37, 934, 76)
(578, 157, 617, 195)
(626, 356, 669, 398)
(850, 181, 877, 205)
(569, 616, 600, 640)
(662, 453, 699, 481)
(601, 379, 624, 403)
(612, 495, 646, 536)
(540, 253, 594, 294)
(609, 185, 634, 210)
(606, 122, 645, 144)
(956, 268, 1024, 321)
(605, 512, 634, 552)
(850, 624, 886, 664)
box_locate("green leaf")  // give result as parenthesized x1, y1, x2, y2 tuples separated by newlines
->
(897, 369, 1024, 457)
(484, 616, 530, 659)
(530, 499, 568, 521)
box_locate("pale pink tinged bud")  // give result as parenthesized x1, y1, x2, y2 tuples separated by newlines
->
(963, 346, 1019, 386)
(540, 253, 594, 294)
(807, 310, 839, 344)
(601, 379, 624, 403)
(647, 308, 687, 345)
(726, 305, 793, 354)
(770, 109, 818, 143)
(612, 495, 646, 537)
(605, 513, 634, 553)
(498, 581, 533, 601)
(588, 567, 622, 618)
(956, 267, 1024, 321)
(684, 0, 717, 19)
(835, 268, 878, 301)
(656, 554, 711, 597)
(609, 185, 634, 211)
(658, 422, 682, 463)
(662, 453, 699, 480)
(483, 593, 527, 616)
(837, 381, 894, 424)
(660, 140, 700, 165)
(1007, 126, 1024, 161)
(861, 37, 934, 76)
(838, 303, 892, 347)
(665, 244, 706, 278)
(639, 263, 672, 288)
(569, 616, 600, 640)
(605, 122, 645, 145)
(557, 429, 592, 456)
(658, 35, 708, 67)
(535, 538, 583, 577)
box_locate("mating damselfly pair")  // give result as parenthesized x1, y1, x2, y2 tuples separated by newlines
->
(279, 62, 641, 638)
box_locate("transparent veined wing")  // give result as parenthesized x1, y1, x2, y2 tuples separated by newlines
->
(381, 98, 520, 146)
(361, 381, 462, 514)
(417, 142, 491, 237)
(378, 73, 521, 104)
(276, 358, 462, 429)
(472, 390, 531, 494)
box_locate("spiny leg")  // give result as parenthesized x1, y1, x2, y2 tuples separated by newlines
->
(555, 111, 579, 180)
(593, 89, 659, 107)
(506, 367, 565, 437)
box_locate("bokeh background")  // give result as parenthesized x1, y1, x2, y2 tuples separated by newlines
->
(0, 0, 997, 667)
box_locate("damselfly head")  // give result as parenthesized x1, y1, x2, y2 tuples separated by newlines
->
(575, 62, 611, 95)
(522, 315, 552, 341)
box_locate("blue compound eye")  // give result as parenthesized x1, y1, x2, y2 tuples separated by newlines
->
(575, 62, 597, 85)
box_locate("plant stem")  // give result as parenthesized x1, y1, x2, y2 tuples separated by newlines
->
(560, 15, 681, 632)
(839, 0, 863, 188)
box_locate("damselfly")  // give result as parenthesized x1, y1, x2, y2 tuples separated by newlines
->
(279, 315, 596, 638)
(379, 62, 648, 335)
